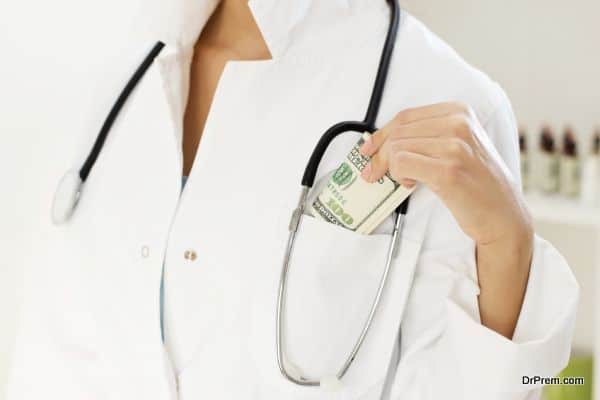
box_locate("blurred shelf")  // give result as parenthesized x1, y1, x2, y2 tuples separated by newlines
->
(525, 192, 600, 227)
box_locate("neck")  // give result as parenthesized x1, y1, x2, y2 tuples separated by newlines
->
(199, 0, 271, 60)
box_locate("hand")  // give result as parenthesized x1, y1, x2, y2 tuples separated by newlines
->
(359, 102, 532, 247)
(360, 102, 533, 338)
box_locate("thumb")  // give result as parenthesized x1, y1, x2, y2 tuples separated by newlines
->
(359, 128, 389, 157)
(361, 150, 389, 183)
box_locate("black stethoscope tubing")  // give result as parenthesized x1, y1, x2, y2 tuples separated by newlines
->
(78, 1, 404, 201)
(301, 1, 400, 188)
(75, 0, 409, 217)
(54, 0, 410, 394)
(78, 41, 165, 183)
(301, 0, 409, 214)
(276, 0, 411, 392)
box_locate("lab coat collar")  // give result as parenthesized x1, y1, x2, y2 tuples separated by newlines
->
(152, 0, 357, 169)
(156, 0, 352, 59)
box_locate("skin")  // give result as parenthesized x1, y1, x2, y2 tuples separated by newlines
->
(360, 105, 533, 339)
(183, 0, 271, 175)
(185, 1, 533, 339)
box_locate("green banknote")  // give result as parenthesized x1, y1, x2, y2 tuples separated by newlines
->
(309, 132, 414, 234)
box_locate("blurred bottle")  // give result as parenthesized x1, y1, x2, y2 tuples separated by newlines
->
(519, 128, 529, 191)
(559, 127, 581, 197)
(581, 129, 600, 206)
(538, 126, 560, 193)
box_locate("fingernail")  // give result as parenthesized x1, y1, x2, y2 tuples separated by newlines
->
(361, 164, 372, 181)
(402, 179, 416, 189)
(359, 136, 372, 155)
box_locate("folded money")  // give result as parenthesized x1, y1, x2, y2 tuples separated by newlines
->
(309, 132, 414, 234)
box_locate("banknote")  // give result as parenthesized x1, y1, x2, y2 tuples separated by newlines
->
(309, 132, 414, 234)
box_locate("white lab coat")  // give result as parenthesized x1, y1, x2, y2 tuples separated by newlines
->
(6, 1, 579, 399)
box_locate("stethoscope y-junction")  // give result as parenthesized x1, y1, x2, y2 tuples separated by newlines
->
(276, 0, 410, 396)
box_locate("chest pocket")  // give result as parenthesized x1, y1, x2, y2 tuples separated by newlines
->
(248, 175, 428, 400)
(285, 214, 392, 370)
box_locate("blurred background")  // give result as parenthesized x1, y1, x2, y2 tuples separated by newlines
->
(1, 1, 598, 399)
(403, 1, 600, 399)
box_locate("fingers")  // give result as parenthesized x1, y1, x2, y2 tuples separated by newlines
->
(360, 130, 388, 157)
(360, 114, 476, 182)
(360, 109, 476, 158)
(362, 151, 418, 187)
(392, 101, 471, 126)
(362, 147, 469, 195)
(361, 104, 459, 157)
(361, 137, 472, 183)
(358, 101, 479, 188)
(361, 150, 388, 183)
(389, 137, 474, 160)
(387, 151, 448, 192)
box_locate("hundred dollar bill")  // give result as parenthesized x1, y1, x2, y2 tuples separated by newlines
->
(309, 132, 414, 235)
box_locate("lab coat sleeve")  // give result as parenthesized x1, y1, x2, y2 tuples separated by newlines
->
(391, 85, 579, 399)
(438, 235, 579, 397)
(441, 86, 579, 397)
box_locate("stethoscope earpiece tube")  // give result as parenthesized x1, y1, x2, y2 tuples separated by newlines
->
(301, 121, 370, 187)
(278, 1, 410, 392)
(363, 0, 401, 131)
(52, 41, 165, 225)
(300, 0, 401, 188)
(79, 41, 165, 182)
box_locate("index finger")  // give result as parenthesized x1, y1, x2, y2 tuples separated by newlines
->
(392, 101, 470, 126)
(360, 101, 470, 156)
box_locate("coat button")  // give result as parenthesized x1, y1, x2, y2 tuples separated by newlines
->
(184, 250, 197, 261)
(141, 245, 150, 258)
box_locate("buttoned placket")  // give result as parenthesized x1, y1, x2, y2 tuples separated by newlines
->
(145, 0, 345, 390)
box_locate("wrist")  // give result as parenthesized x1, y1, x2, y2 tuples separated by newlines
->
(477, 219, 534, 272)
(475, 218, 533, 338)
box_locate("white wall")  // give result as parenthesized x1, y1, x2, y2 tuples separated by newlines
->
(0, 0, 598, 398)
(403, 0, 600, 143)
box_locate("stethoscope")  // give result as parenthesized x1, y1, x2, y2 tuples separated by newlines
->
(50, 0, 409, 397)
(276, 0, 410, 396)
(51, 41, 166, 225)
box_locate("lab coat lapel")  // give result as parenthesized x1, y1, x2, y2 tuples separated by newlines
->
(152, 0, 318, 54)
(150, 0, 437, 395)
(248, 0, 349, 58)
(153, 44, 192, 166)
(151, 0, 320, 161)
(164, 38, 437, 397)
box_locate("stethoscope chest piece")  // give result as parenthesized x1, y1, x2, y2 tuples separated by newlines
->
(49, 42, 165, 226)
(51, 169, 83, 225)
